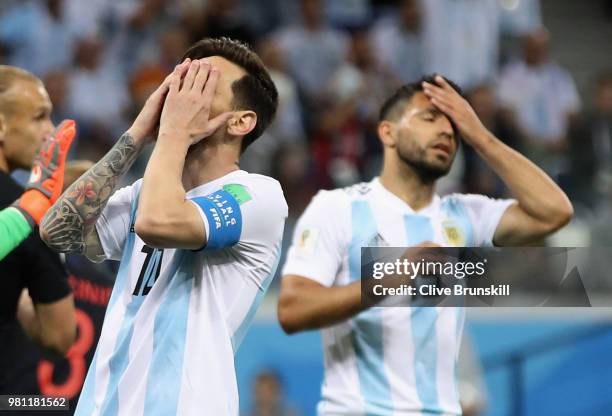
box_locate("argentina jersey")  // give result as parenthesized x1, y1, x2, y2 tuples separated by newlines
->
(76, 170, 287, 416)
(282, 177, 514, 415)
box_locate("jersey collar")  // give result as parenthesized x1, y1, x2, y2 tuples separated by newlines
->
(185, 170, 247, 198)
(371, 177, 441, 216)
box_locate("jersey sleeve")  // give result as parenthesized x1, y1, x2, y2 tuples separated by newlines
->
(281, 190, 348, 287)
(0, 207, 32, 261)
(236, 180, 288, 279)
(237, 180, 289, 254)
(454, 193, 516, 247)
(22, 234, 70, 305)
(95, 180, 141, 261)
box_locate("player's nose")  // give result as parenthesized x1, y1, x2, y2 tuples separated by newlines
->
(436, 120, 457, 149)
(437, 116, 454, 136)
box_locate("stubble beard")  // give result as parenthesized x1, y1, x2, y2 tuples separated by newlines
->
(396, 142, 452, 184)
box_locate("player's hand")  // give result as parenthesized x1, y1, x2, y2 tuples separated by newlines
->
(422, 75, 489, 148)
(401, 241, 443, 271)
(158, 59, 233, 146)
(128, 61, 190, 143)
(13, 120, 77, 226)
(363, 241, 444, 306)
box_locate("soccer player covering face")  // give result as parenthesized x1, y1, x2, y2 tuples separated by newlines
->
(278, 75, 573, 415)
(40, 38, 286, 415)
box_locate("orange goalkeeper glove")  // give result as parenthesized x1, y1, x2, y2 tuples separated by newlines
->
(13, 120, 77, 226)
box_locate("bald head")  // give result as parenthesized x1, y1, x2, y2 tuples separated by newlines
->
(0, 65, 53, 172)
(0, 65, 43, 115)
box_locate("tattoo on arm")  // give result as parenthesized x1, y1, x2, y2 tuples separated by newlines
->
(41, 132, 143, 254)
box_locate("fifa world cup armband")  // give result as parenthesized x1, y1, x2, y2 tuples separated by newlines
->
(190, 184, 251, 250)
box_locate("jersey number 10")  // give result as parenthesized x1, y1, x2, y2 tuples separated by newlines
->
(133, 245, 163, 296)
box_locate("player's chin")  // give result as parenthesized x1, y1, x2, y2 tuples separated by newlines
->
(429, 150, 453, 164)
(425, 157, 453, 176)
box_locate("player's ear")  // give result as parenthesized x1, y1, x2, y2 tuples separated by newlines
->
(227, 111, 257, 137)
(377, 120, 397, 148)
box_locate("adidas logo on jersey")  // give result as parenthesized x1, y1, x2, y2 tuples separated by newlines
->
(367, 232, 389, 247)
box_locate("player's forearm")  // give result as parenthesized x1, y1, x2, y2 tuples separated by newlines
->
(0, 207, 32, 260)
(473, 130, 573, 227)
(17, 296, 43, 347)
(139, 135, 189, 218)
(16, 294, 73, 355)
(40, 131, 145, 253)
(278, 279, 366, 333)
(135, 135, 193, 242)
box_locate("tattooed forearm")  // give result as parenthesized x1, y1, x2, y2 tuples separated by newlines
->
(40, 132, 143, 253)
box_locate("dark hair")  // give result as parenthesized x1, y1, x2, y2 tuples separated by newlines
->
(379, 74, 463, 122)
(181, 37, 278, 152)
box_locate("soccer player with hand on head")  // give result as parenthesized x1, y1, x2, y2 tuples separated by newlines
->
(41, 38, 286, 416)
(278, 75, 573, 415)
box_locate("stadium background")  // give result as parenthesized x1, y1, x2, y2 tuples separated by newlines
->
(1, 0, 612, 414)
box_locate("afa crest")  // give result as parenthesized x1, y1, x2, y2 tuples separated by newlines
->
(298, 228, 319, 254)
(442, 220, 465, 246)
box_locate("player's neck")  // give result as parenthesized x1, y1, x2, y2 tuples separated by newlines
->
(181, 141, 240, 191)
(379, 161, 436, 211)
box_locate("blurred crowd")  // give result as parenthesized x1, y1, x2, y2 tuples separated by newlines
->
(1, 0, 611, 249)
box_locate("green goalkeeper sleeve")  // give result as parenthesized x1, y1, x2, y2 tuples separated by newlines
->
(0, 207, 33, 261)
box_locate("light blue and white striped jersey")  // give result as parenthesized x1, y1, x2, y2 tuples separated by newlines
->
(75, 170, 287, 416)
(282, 178, 514, 416)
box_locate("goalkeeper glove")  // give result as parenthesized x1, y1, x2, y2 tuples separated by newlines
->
(13, 120, 76, 226)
